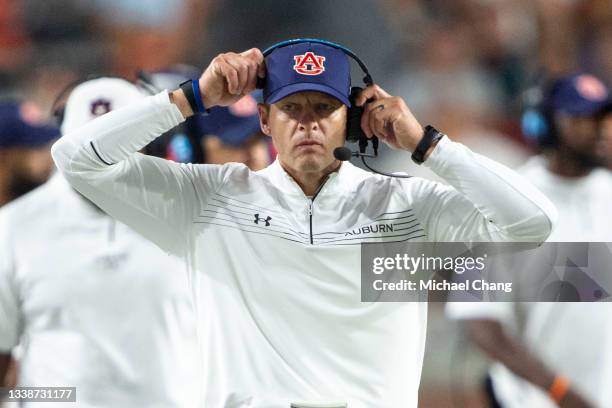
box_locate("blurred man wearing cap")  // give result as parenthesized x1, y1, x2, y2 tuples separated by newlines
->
(141, 66, 271, 170)
(447, 73, 612, 408)
(51, 42, 555, 407)
(0, 78, 199, 407)
(598, 100, 612, 170)
(202, 95, 271, 170)
(0, 101, 58, 207)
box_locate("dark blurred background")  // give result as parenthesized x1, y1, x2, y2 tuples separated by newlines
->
(1, 0, 611, 406)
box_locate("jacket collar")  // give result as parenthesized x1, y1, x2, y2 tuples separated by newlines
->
(258, 157, 366, 198)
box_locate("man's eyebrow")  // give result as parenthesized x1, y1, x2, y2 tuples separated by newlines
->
(315, 96, 341, 104)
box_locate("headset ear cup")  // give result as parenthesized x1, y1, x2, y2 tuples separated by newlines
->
(521, 83, 558, 148)
(521, 109, 548, 144)
(346, 87, 365, 143)
(256, 76, 266, 90)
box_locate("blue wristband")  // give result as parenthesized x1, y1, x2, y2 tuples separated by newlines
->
(191, 80, 206, 113)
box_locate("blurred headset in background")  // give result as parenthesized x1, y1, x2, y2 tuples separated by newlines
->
(521, 73, 609, 149)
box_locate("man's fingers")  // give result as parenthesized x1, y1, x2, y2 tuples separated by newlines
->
(239, 47, 263, 61)
(224, 57, 249, 95)
(257, 61, 267, 79)
(218, 60, 239, 95)
(241, 48, 267, 79)
(354, 84, 391, 106)
(370, 107, 391, 140)
(244, 61, 258, 93)
(361, 107, 373, 138)
(361, 98, 388, 138)
(354, 87, 373, 107)
(202, 49, 267, 106)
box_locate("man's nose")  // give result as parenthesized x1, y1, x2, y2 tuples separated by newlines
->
(297, 106, 318, 132)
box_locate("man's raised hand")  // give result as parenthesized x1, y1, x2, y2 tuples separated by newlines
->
(199, 48, 266, 109)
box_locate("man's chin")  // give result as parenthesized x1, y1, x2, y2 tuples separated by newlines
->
(294, 155, 334, 173)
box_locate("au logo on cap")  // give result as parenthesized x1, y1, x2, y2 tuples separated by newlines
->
(293, 52, 326, 76)
(90, 99, 112, 116)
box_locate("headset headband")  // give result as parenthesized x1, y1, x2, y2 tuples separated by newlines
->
(262, 38, 373, 86)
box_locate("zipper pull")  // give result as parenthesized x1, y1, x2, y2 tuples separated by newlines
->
(308, 201, 313, 216)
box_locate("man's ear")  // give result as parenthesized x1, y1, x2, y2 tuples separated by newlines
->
(257, 103, 271, 137)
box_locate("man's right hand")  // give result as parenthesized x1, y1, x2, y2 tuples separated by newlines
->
(199, 48, 266, 109)
(170, 48, 266, 118)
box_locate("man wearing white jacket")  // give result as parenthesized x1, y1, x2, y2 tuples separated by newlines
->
(51, 40, 556, 407)
(0, 78, 199, 407)
(447, 73, 612, 408)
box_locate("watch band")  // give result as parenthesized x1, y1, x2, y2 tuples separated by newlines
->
(411, 125, 444, 164)
(179, 79, 207, 114)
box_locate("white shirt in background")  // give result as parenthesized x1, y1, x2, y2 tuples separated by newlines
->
(0, 174, 199, 408)
(447, 156, 612, 408)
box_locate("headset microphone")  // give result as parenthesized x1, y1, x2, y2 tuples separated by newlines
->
(333, 147, 354, 161)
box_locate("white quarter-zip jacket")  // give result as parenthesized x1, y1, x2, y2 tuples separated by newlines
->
(0, 173, 199, 408)
(51, 91, 556, 407)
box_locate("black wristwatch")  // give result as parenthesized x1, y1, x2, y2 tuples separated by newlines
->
(179, 79, 207, 114)
(411, 125, 445, 164)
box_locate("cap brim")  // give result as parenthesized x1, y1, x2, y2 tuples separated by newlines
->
(213, 122, 263, 147)
(265, 83, 350, 107)
(559, 99, 609, 116)
(19, 126, 59, 147)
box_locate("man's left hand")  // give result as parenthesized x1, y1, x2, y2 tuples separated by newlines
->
(355, 85, 424, 152)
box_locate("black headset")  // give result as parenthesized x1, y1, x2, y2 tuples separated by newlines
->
(256, 38, 376, 153)
(521, 79, 560, 149)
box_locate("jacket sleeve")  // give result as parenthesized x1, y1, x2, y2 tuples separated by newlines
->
(412, 136, 557, 243)
(51, 91, 228, 254)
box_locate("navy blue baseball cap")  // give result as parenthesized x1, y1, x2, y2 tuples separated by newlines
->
(199, 91, 262, 147)
(0, 101, 59, 149)
(263, 41, 351, 106)
(547, 73, 609, 116)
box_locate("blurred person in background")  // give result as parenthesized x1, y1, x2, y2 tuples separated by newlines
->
(598, 100, 612, 170)
(0, 78, 200, 407)
(90, 0, 209, 78)
(382, 0, 534, 182)
(0, 0, 32, 89)
(447, 73, 612, 408)
(0, 101, 57, 206)
(202, 95, 273, 171)
(142, 66, 272, 170)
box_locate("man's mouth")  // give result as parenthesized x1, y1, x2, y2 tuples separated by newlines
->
(296, 140, 323, 148)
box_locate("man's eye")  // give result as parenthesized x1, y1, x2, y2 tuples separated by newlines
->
(317, 103, 335, 111)
(281, 103, 298, 111)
